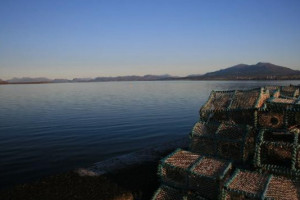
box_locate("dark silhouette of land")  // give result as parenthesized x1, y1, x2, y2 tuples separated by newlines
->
(183, 62, 300, 80)
(1, 62, 300, 84)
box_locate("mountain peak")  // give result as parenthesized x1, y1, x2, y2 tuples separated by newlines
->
(201, 62, 300, 80)
(256, 62, 269, 65)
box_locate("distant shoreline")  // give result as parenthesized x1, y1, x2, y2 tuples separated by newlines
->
(2, 62, 300, 85)
(1, 78, 300, 85)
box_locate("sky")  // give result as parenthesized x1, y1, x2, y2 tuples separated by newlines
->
(1, 0, 300, 80)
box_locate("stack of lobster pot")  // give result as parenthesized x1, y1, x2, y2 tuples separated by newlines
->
(152, 86, 300, 200)
(153, 149, 232, 200)
(222, 169, 299, 200)
(190, 121, 255, 164)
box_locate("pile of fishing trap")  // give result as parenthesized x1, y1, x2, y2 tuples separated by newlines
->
(152, 85, 300, 200)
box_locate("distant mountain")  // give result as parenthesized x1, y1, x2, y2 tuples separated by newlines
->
(93, 74, 174, 82)
(2, 74, 176, 84)
(186, 74, 203, 77)
(2, 63, 300, 85)
(0, 79, 8, 84)
(186, 62, 300, 80)
(7, 77, 52, 83)
(72, 78, 93, 82)
(52, 79, 71, 83)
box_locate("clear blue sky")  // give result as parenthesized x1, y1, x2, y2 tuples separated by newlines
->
(1, 0, 300, 79)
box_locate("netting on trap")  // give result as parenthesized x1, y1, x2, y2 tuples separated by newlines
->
(280, 86, 300, 98)
(216, 122, 248, 162)
(258, 105, 300, 130)
(190, 121, 218, 156)
(190, 137, 215, 156)
(189, 157, 232, 200)
(254, 130, 300, 178)
(264, 176, 300, 200)
(152, 185, 210, 200)
(190, 121, 219, 138)
(270, 97, 296, 105)
(230, 90, 262, 110)
(222, 169, 270, 200)
(158, 149, 232, 199)
(257, 111, 286, 129)
(229, 111, 256, 127)
(287, 110, 300, 129)
(201, 90, 235, 113)
(264, 86, 280, 98)
(222, 169, 300, 200)
(200, 88, 269, 126)
(158, 149, 201, 188)
(217, 141, 243, 162)
(190, 122, 255, 163)
(152, 185, 184, 200)
(260, 143, 293, 167)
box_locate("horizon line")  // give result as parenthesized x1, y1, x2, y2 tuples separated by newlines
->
(2, 61, 300, 81)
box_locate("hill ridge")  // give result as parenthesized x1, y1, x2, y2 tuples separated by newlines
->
(1, 62, 300, 83)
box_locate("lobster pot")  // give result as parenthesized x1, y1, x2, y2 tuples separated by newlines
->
(152, 185, 184, 200)
(191, 121, 219, 138)
(217, 141, 242, 162)
(200, 91, 234, 122)
(264, 86, 280, 98)
(280, 86, 299, 98)
(158, 149, 201, 188)
(258, 110, 286, 129)
(260, 142, 293, 167)
(264, 176, 299, 200)
(201, 110, 256, 127)
(200, 88, 269, 125)
(222, 170, 270, 200)
(189, 157, 232, 200)
(190, 137, 215, 156)
(287, 110, 300, 128)
(190, 121, 218, 156)
(227, 89, 269, 126)
(191, 122, 255, 163)
(223, 169, 299, 200)
(243, 131, 256, 161)
(216, 123, 255, 163)
(254, 130, 299, 177)
(229, 110, 255, 126)
(152, 185, 210, 200)
(201, 111, 229, 123)
(262, 130, 295, 143)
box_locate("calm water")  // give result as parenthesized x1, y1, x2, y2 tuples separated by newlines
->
(0, 80, 299, 188)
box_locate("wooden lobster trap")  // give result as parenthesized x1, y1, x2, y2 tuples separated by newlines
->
(152, 185, 210, 200)
(200, 88, 269, 127)
(158, 149, 201, 188)
(257, 97, 300, 130)
(280, 86, 300, 98)
(222, 169, 299, 200)
(152, 185, 184, 200)
(190, 121, 219, 156)
(190, 121, 255, 164)
(188, 156, 232, 199)
(158, 149, 232, 200)
(254, 129, 300, 178)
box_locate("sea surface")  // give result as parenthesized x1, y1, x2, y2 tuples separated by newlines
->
(0, 80, 300, 188)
